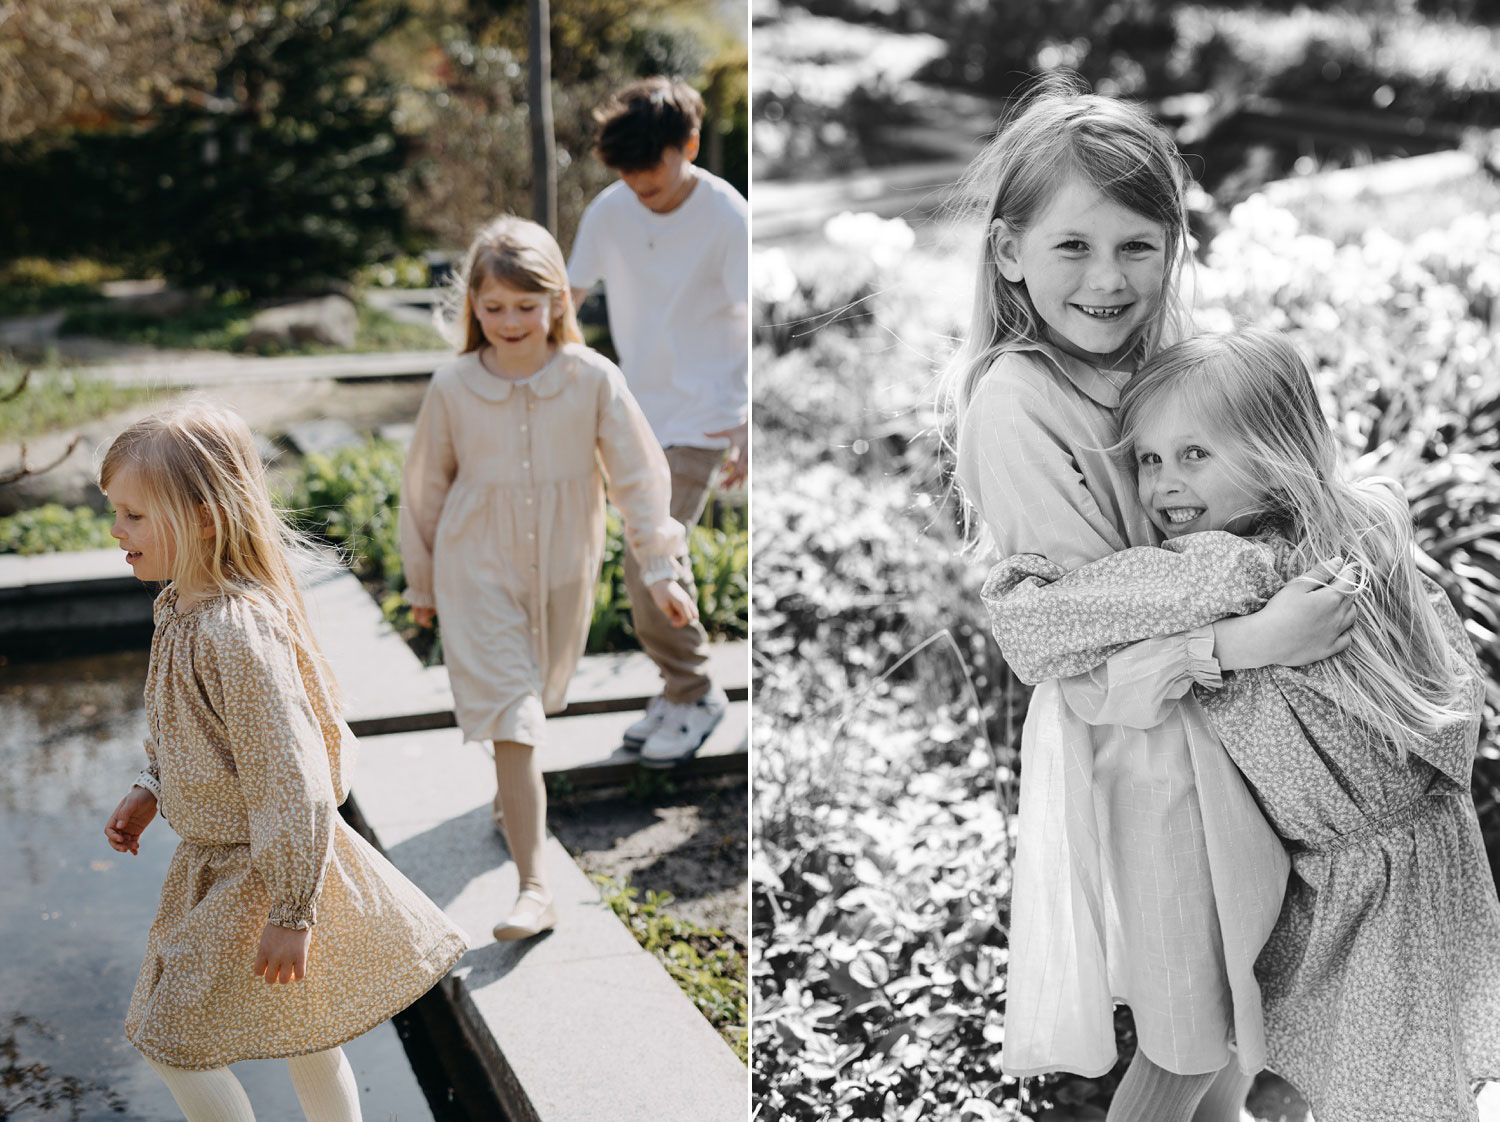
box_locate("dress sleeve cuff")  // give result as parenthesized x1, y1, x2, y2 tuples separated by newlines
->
(133, 769, 163, 800)
(268, 898, 317, 930)
(640, 556, 679, 587)
(1185, 625, 1223, 691)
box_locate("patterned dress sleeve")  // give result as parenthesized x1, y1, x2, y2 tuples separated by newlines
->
(595, 361, 688, 586)
(1057, 627, 1223, 729)
(981, 533, 1286, 684)
(201, 597, 337, 930)
(133, 733, 163, 800)
(399, 376, 459, 610)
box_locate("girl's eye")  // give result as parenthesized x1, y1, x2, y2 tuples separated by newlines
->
(1137, 452, 1160, 467)
(1124, 240, 1160, 254)
(1056, 240, 1087, 253)
(1184, 446, 1208, 461)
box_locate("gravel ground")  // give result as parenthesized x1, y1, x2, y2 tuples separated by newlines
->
(549, 775, 748, 945)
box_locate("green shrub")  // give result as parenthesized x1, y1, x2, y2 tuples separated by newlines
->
(280, 438, 748, 657)
(0, 365, 161, 441)
(0, 504, 113, 555)
(595, 874, 747, 1063)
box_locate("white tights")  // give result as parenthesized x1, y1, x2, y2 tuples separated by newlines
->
(147, 1046, 361, 1122)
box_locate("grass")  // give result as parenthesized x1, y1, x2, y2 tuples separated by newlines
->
(0, 363, 162, 442)
(57, 296, 445, 355)
(0, 257, 128, 318)
(594, 874, 748, 1063)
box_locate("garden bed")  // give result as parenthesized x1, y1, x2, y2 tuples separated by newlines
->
(752, 167, 1500, 1118)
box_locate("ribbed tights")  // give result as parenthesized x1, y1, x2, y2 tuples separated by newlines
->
(493, 739, 549, 899)
(1106, 1052, 1218, 1122)
(147, 1046, 360, 1121)
(1191, 1058, 1255, 1122)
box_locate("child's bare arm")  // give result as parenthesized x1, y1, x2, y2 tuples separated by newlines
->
(104, 785, 158, 855)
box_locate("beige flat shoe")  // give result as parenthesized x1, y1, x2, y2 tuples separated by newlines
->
(492, 890, 557, 942)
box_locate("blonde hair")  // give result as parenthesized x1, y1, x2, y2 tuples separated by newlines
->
(100, 401, 339, 704)
(451, 215, 584, 354)
(1119, 327, 1470, 758)
(937, 71, 1192, 530)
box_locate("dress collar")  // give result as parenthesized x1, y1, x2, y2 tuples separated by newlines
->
(1008, 339, 1134, 409)
(454, 346, 570, 402)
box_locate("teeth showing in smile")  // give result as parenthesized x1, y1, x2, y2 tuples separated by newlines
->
(1076, 304, 1126, 319)
(1163, 508, 1204, 525)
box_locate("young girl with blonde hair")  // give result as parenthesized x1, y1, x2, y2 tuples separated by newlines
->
(400, 215, 697, 941)
(939, 72, 1355, 1121)
(985, 326, 1500, 1121)
(102, 402, 467, 1122)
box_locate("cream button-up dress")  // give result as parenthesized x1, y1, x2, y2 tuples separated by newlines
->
(957, 342, 1289, 1079)
(400, 343, 686, 746)
(126, 587, 468, 1070)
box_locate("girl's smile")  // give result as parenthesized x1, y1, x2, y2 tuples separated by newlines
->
(473, 276, 556, 379)
(995, 177, 1166, 366)
(1131, 398, 1263, 539)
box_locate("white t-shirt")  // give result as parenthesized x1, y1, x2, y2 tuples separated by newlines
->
(568, 168, 748, 450)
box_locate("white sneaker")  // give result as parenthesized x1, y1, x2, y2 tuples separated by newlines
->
(622, 694, 670, 751)
(640, 686, 728, 768)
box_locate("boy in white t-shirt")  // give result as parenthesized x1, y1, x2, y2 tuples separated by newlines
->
(569, 76, 748, 766)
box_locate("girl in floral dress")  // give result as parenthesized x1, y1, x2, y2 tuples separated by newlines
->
(984, 327, 1500, 1121)
(400, 216, 697, 942)
(102, 403, 468, 1122)
(939, 73, 1353, 1121)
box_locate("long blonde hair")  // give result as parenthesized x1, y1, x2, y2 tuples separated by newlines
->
(937, 71, 1192, 429)
(1119, 327, 1469, 757)
(451, 215, 584, 354)
(100, 401, 339, 703)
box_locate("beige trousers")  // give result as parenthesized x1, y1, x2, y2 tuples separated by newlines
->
(622, 444, 720, 703)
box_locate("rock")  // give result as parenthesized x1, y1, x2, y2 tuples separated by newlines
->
(244, 295, 358, 351)
(375, 422, 415, 448)
(283, 418, 362, 456)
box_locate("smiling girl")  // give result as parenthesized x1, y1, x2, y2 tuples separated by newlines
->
(399, 215, 697, 942)
(938, 74, 1356, 1121)
(983, 327, 1500, 1121)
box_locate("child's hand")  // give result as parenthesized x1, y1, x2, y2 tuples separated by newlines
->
(105, 786, 158, 855)
(412, 606, 436, 628)
(650, 579, 699, 628)
(1214, 557, 1358, 669)
(254, 923, 311, 984)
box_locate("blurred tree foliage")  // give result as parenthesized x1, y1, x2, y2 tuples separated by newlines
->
(0, 0, 746, 289)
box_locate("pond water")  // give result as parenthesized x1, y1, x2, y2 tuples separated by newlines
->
(0, 649, 450, 1121)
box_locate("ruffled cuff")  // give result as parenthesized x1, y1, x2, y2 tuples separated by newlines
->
(132, 769, 162, 800)
(268, 897, 317, 930)
(640, 555, 679, 587)
(1185, 625, 1223, 692)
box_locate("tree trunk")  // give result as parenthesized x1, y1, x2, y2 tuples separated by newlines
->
(527, 0, 557, 234)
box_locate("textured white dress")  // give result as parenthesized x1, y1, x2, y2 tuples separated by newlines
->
(959, 342, 1288, 1078)
(400, 343, 686, 746)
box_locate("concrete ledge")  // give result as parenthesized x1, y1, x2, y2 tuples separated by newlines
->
(0, 548, 155, 656)
(33, 349, 450, 388)
(348, 703, 746, 1122)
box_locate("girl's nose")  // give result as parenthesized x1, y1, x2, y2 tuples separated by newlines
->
(109, 519, 124, 541)
(1087, 258, 1126, 292)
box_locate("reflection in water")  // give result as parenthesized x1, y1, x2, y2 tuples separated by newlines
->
(0, 649, 438, 1121)
(1, 1014, 127, 1117)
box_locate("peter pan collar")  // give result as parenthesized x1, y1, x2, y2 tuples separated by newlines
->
(455, 346, 570, 402)
(1008, 339, 1134, 410)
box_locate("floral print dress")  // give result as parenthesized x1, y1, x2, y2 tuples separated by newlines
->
(125, 586, 468, 1070)
(985, 531, 1500, 1121)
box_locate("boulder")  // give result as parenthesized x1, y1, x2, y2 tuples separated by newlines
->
(244, 295, 358, 351)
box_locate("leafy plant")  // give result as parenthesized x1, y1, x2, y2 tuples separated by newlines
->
(0, 503, 113, 555)
(594, 874, 747, 1063)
